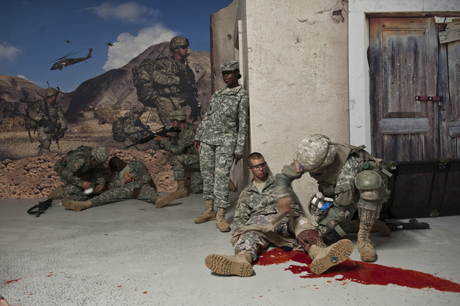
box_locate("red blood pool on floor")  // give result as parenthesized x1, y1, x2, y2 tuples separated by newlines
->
(254, 248, 460, 293)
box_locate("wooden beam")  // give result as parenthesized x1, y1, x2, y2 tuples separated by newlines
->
(439, 22, 460, 44)
(380, 118, 429, 134)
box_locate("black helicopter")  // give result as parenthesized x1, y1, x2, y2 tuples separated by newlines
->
(50, 48, 92, 71)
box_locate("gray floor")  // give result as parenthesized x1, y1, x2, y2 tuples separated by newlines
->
(1, 194, 460, 306)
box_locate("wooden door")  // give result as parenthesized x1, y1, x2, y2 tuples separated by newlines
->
(370, 18, 439, 161)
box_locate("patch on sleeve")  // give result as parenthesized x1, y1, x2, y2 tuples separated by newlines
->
(294, 160, 303, 173)
(74, 162, 80, 170)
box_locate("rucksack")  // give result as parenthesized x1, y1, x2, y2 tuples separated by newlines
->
(132, 58, 160, 107)
(112, 116, 126, 142)
(24, 100, 42, 132)
(53, 146, 89, 174)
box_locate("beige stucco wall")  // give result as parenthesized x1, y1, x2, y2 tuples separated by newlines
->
(237, 0, 350, 204)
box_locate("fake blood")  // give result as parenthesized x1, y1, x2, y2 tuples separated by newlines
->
(254, 248, 460, 293)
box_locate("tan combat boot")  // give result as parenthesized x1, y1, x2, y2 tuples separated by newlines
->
(216, 207, 230, 232)
(357, 223, 377, 262)
(48, 185, 65, 200)
(308, 239, 354, 274)
(194, 199, 216, 223)
(62, 199, 93, 211)
(352, 219, 391, 237)
(155, 180, 188, 208)
(205, 250, 253, 277)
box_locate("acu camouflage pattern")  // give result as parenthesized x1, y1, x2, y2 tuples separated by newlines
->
(133, 56, 196, 129)
(275, 143, 390, 241)
(195, 84, 249, 208)
(296, 134, 338, 171)
(91, 161, 157, 206)
(195, 85, 249, 156)
(123, 110, 151, 148)
(27, 98, 67, 153)
(55, 146, 107, 201)
(160, 123, 202, 193)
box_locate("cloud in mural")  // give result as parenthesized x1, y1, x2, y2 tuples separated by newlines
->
(102, 24, 177, 70)
(0, 42, 21, 62)
(84, 2, 160, 23)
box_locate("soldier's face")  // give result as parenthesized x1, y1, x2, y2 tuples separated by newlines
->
(46, 95, 56, 103)
(222, 70, 239, 88)
(176, 45, 188, 58)
(249, 158, 268, 182)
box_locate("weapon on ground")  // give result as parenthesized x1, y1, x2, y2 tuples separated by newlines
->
(124, 127, 176, 149)
(27, 199, 53, 217)
(385, 219, 430, 231)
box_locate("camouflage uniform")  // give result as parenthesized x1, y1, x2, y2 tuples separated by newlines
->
(28, 89, 67, 154)
(160, 122, 202, 193)
(195, 82, 249, 209)
(91, 161, 158, 206)
(123, 108, 150, 148)
(55, 146, 108, 201)
(232, 174, 314, 261)
(149, 56, 195, 128)
(275, 136, 391, 242)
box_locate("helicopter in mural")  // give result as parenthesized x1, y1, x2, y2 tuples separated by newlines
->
(50, 48, 92, 71)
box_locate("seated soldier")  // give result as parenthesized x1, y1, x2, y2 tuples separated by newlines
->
(55, 146, 110, 201)
(62, 156, 158, 211)
(123, 105, 151, 149)
(153, 110, 202, 208)
(205, 152, 354, 277)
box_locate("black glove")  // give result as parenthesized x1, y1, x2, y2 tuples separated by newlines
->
(59, 129, 66, 139)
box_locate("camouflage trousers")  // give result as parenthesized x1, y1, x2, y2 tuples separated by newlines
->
(37, 126, 53, 152)
(233, 214, 317, 261)
(91, 184, 158, 206)
(156, 96, 185, 129)
(170, 154, 202, 193)
(63, 185, 93, 201)
(199, 142, 234, 208)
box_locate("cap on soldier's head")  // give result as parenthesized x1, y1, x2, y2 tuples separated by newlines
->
(170, 36, 189, 51)
(169, 109, 187, 122)
(221, 60, 239, 72)
(45, 87, 58, 97)
(296, 134, 338, 171)
(91, 146, 110, 164)
(132, 105, 145, 114)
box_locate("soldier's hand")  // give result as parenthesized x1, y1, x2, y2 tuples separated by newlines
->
(59, 129, 66, 139)
(278, 197, 292, 214)
(94, 184, 104, 194)
(82, 181, 91, 190)
(153, 135, 163, 142)
(234, 154, 243, 165)
(194, 140, 200, 152)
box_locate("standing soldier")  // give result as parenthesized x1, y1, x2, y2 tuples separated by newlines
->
(122, 105, 151, 149)
(153, 109, 202, 208)
(133, 36, 200, 129)
(194, 60, 249, 232)
(275, 134, 392, 262)
(28, 87, 67, 155)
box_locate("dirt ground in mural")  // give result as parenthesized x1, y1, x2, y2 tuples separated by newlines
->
(0, 117, 180, 200)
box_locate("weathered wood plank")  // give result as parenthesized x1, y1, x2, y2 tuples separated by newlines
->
(380, 118, 429, 134)
(449, 121, 460, 137)
(439, 22, 460, 44)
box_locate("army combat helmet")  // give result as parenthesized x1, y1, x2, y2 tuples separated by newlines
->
(169, 109, 187, 122)
(45, 87, 58, 97)
(91, 146, 110, 164)
(296, 134, 338, 171)
(170, 36, 189, 51)
(354, 170, 382, 200)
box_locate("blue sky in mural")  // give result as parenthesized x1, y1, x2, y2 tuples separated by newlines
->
(0, 0, 233, 92)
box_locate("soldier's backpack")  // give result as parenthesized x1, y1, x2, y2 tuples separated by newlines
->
(112, 116, 126, 142)
(132, 58, 160, 108)
(24, 100, 42, 133)
(53, 146, 89, 175)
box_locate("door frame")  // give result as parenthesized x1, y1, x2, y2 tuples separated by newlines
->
(348, 0, 460, 154)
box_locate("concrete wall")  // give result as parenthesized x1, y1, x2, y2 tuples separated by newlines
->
(237, 0, 350, 203)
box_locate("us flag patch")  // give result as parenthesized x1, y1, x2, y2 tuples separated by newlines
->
(294, 160, 303, 172)
(74, 163, 80, 170)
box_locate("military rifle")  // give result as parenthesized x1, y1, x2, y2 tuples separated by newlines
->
(124, 126, 175, 149)
(178, 62, 202, 122)
(385, 219, 430, 231)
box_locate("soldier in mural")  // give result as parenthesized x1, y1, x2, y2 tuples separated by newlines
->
(193, 59, 249, 232)
(26, 87, 67, 155)
(153, 109, 202, 208)
(275, 134, 392, 262)
(205, 152, 354, 277)
(132, 36, 201, 129)
(122, 105, 151, 149)
(54, 146, 110, 202)
(62, 156, 158, 211)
